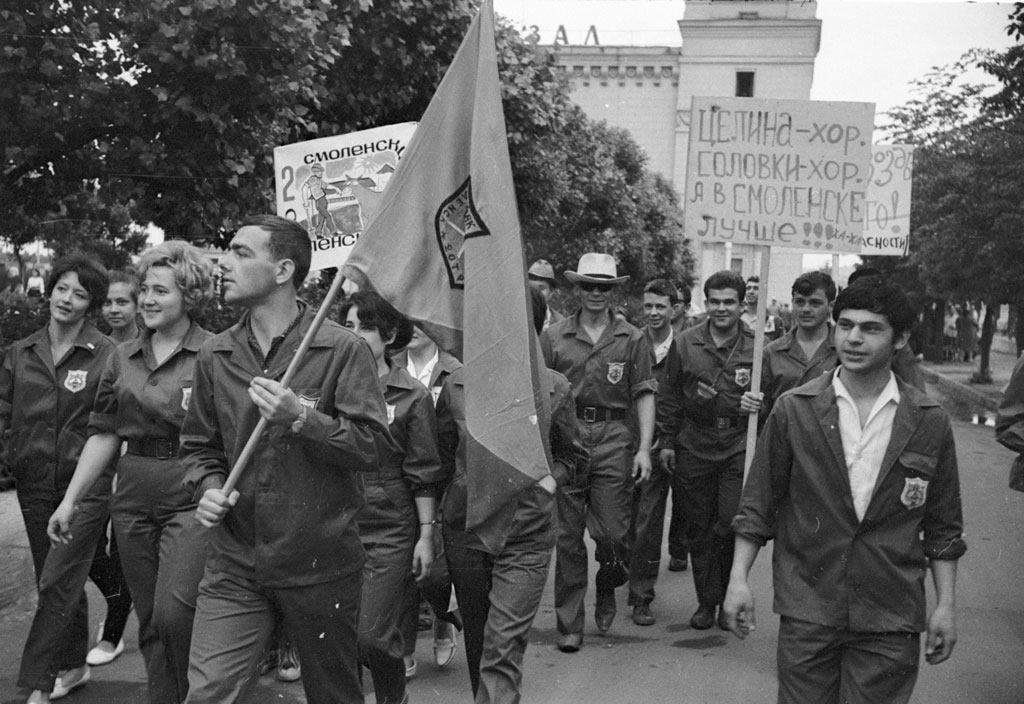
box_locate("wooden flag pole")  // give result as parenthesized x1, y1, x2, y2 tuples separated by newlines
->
(220, 271, 348, 495)
(742, 246, 771, 480)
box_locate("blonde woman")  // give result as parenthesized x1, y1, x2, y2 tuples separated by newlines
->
(48, 241, 215, 704)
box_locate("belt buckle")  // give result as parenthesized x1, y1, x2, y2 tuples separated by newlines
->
(715, 417, 730, 430)
(155, 438, 173, 460)
(582, 406, 597, 423)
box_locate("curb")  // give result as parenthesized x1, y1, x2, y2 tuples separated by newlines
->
(920, 366, 1000, 414)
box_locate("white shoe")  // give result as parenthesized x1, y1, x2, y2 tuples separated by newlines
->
(86, 638, 124, 666)
(50, 666, 90, 700)
(404, 656, 418, 680)
(433, 621, 457, 668)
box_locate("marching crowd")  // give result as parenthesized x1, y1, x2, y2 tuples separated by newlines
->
(0, 214, 967, 704)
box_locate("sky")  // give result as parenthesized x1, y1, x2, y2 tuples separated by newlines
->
(493, 0, 1017, 118)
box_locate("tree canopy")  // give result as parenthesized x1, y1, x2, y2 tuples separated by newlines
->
(1, 0, 693, 288)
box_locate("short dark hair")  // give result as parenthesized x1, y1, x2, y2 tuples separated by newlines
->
(643, 279, 679, 305)
(108, 268, 141, 303)
(746, 275, 760, 284)
(529, 283, 547, 334)
(792, 271, 837, 302)
(240, 214, 311, 287)
(47, 252, 109, 314)
(847, 266, 883, 286)
(832, 279, 916, 336)
(703, 270, 746, 300)
(338, 289, 414, 353)
(676, 283, 692, 307)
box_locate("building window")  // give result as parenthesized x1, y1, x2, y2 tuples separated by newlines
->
(736, 71, 755, 97)
(730, 257, 744, 275)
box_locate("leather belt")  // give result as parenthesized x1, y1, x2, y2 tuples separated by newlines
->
(575, 405, 628, 423)
(690, 416, 746, 430)
(126, 437, 180, 460)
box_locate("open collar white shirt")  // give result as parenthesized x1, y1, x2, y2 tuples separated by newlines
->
(832, 368, 901, 521)
(406, 347, 439, 389)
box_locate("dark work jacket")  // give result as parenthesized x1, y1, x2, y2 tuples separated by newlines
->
(733, 372, 966, 633)
(179, 309, 396, 587)
(0, 323, 114, 497)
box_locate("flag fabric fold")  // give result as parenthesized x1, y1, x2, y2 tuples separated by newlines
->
(342, 0, 551, 551)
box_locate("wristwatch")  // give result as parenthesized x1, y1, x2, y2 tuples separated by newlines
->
(290, 405, 307, 435)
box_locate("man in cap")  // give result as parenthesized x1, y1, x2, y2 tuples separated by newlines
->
(528, 259, 564, 330)
(540, 253, 656, 651)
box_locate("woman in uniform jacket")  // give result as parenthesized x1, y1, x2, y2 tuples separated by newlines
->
(48, 241, 215, 704)
(340, 290, 444, 704)
(2, 253, 114, 703)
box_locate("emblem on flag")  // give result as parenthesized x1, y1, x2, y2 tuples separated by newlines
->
(734, 368, 751, 387)
(181, 387, 192, 411)
(607, 362, 625, 384)
(297, 394, 320, 410)
(64, 370, 88, 393)
(900, 477, 928, 509)
(386, 403, 397, 425)
(435, 177, 490, 290)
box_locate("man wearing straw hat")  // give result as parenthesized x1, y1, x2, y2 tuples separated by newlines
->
(540, 253, 656, 652)
(178, 215, 395, 704)
(527, 259, 564, 330)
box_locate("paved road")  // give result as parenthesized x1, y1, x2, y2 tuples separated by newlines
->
(1, 386, 1022, 703)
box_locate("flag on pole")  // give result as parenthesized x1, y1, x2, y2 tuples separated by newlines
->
(342, 0, 551, 550)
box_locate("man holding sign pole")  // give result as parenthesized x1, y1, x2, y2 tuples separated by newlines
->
(179, 215, 395, 704)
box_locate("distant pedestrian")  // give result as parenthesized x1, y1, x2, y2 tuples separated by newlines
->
(724, 279, 966, 704)
(955, 306, 978, 362)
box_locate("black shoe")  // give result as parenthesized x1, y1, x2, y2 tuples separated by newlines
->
(690, 605, 715, 630)
(631, 604, 655, 626)
(595, 590, 616, 633)
(667, 557, 688, 572)
(557, 633, 582, 653)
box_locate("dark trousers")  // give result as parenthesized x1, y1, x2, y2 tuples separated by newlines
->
(777, 617, 920, 704)
(554, 421, 632, 635)
(667, 467, 690, 561)
(89, 521, 133, 645)
(16, 470, 112, 692)
(111, 455, 208, 704)
(357, 477, 416, 704)
(627, 457, 671, 607)
(184, 568, 363, 704)
(446, 487, 555, 704)
(676, 448, 744, 607)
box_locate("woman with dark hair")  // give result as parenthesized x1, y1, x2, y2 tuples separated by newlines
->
(340, 290, 443, 704)
(47, 241, 215, 704)
(1, 253, 115, 704)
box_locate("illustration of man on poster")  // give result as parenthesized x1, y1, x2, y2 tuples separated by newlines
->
(301, 163, 340, 238)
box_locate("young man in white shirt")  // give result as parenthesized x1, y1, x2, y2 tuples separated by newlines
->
(724, 279, 966, 704)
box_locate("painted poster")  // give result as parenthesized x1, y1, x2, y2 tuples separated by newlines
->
(861, 144, 914, 257)
(273, 122, 417, 271)
(684, 97, 875, 253)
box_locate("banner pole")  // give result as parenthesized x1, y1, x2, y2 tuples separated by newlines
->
(742, 246, 771, 481)
(220, 271, 348, 495)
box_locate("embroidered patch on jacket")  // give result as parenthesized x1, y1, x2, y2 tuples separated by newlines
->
(181, 387, 192, 411)
(64, 370, 88, 393)
(297, 394, 320, 410)
(607, 362, 625, 384)
(734, 368, 751, 387)
(901, 477, 929, 509)
(386, 403, 397, 425)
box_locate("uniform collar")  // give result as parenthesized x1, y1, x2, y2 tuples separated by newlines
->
(692, 319, 751, 350)
(126, 320, 208, 358)
(383, 362, 418, 392)
(563, 310, 632, 338)
(29, 321, 107, 356)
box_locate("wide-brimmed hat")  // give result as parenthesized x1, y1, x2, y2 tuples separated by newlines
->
(564, 253, 629, 285)
(527, 259, 558, 286)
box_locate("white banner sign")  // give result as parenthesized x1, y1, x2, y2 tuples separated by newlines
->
(861, 144, 913, 257)
(274, 122, 417, 271)
(684, 97, 875, 253)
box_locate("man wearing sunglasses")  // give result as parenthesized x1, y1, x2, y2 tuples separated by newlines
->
(540, 253, 656, 652)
